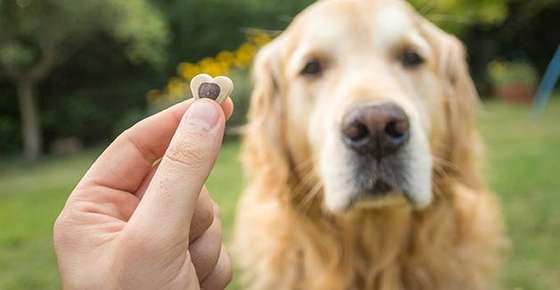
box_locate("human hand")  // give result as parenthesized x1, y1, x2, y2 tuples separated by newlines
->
(54, 98, 234, 290)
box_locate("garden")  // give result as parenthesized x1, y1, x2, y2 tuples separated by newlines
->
(1, 1, 559, 289)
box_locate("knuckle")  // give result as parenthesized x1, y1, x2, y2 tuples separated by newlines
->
(164, 138, 208, 170)
(224, 269, 234, 285)
(123, 128, 158, 161)
(199, 202, 215, 229)
(212, 201, 222, 219)
(220, 253, 234, 286)
(212, 219, 223, 241)
(191, 200, 215, 238)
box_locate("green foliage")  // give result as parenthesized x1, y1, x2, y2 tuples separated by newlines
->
(0, 0, 558, 156)
(0, 0, 169, 70)
(157, 0, 314, 66)
(0, 42, 33, 68)
(110, 0, 169, 66)
(0, 0, 171, 158)
(409, 0, 508, 34)
(511, 0, 560, 19)
(0, 115, 19, 153)
(488, 60, 538, 86)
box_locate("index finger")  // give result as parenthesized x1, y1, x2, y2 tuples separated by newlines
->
(75, 98, 233, 195)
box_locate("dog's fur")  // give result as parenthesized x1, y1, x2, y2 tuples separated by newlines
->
(234, 0, 506, 289)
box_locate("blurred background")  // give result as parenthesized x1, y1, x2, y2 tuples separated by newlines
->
(0, 0, 559, 289)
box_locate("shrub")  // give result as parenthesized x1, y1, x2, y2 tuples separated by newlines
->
(488, 60, 539, 87)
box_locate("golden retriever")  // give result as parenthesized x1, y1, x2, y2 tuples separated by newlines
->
(234, 0, 507, 289)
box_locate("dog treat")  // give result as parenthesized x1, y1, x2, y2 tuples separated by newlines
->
(190, 74, 233, 104)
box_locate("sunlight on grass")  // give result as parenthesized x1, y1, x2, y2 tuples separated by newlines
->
(0, 99, 559, 290)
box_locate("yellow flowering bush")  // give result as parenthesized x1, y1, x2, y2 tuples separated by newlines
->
(148, 32, 272, 105)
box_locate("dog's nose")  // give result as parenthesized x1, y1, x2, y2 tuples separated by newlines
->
(341, 103, 410, 157)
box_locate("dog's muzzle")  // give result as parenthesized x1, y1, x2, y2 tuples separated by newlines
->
(341, 102, 412, 200)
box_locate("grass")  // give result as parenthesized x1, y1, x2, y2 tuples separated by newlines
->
(478, 101, 560, 290)
(1, 99, 559, 290)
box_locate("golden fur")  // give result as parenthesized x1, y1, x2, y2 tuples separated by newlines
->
(234, 1, 507, 289)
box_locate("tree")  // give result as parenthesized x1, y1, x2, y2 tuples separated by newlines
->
(0, 0, 169, 160)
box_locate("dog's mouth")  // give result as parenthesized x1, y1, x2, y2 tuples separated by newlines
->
(367, 180, 394, 195)
(326, 144, 431, 211)
(350, 156, 411, 205)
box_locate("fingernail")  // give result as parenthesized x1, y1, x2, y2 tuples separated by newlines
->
(185, 100, 220, 130)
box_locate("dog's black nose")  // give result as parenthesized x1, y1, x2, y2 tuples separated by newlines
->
(341, 103, 410, 157)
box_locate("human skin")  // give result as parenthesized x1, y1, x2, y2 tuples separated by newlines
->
(53, 98, 234, 290)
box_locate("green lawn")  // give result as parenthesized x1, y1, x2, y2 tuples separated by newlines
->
(1, 100, 559, 290)
(478, 101, 560, 290)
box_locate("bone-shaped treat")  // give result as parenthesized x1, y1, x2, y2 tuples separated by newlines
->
(190, 74, 234, 104)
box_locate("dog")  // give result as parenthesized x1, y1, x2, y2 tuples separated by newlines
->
(234, 0, 506, 289)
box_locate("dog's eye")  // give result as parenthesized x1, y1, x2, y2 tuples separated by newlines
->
(300, 59, 323, 76)
(400, 49, 425, 68)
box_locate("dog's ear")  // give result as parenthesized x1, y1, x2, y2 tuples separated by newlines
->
(242, 36, 293, 194)
(420, 20, 483, 190)
(442, 36, 483, 189)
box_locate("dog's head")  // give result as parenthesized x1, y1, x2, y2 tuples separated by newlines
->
(245, 0, 481, 213)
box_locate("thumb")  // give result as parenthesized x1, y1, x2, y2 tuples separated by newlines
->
(127, 99, 225, 243)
